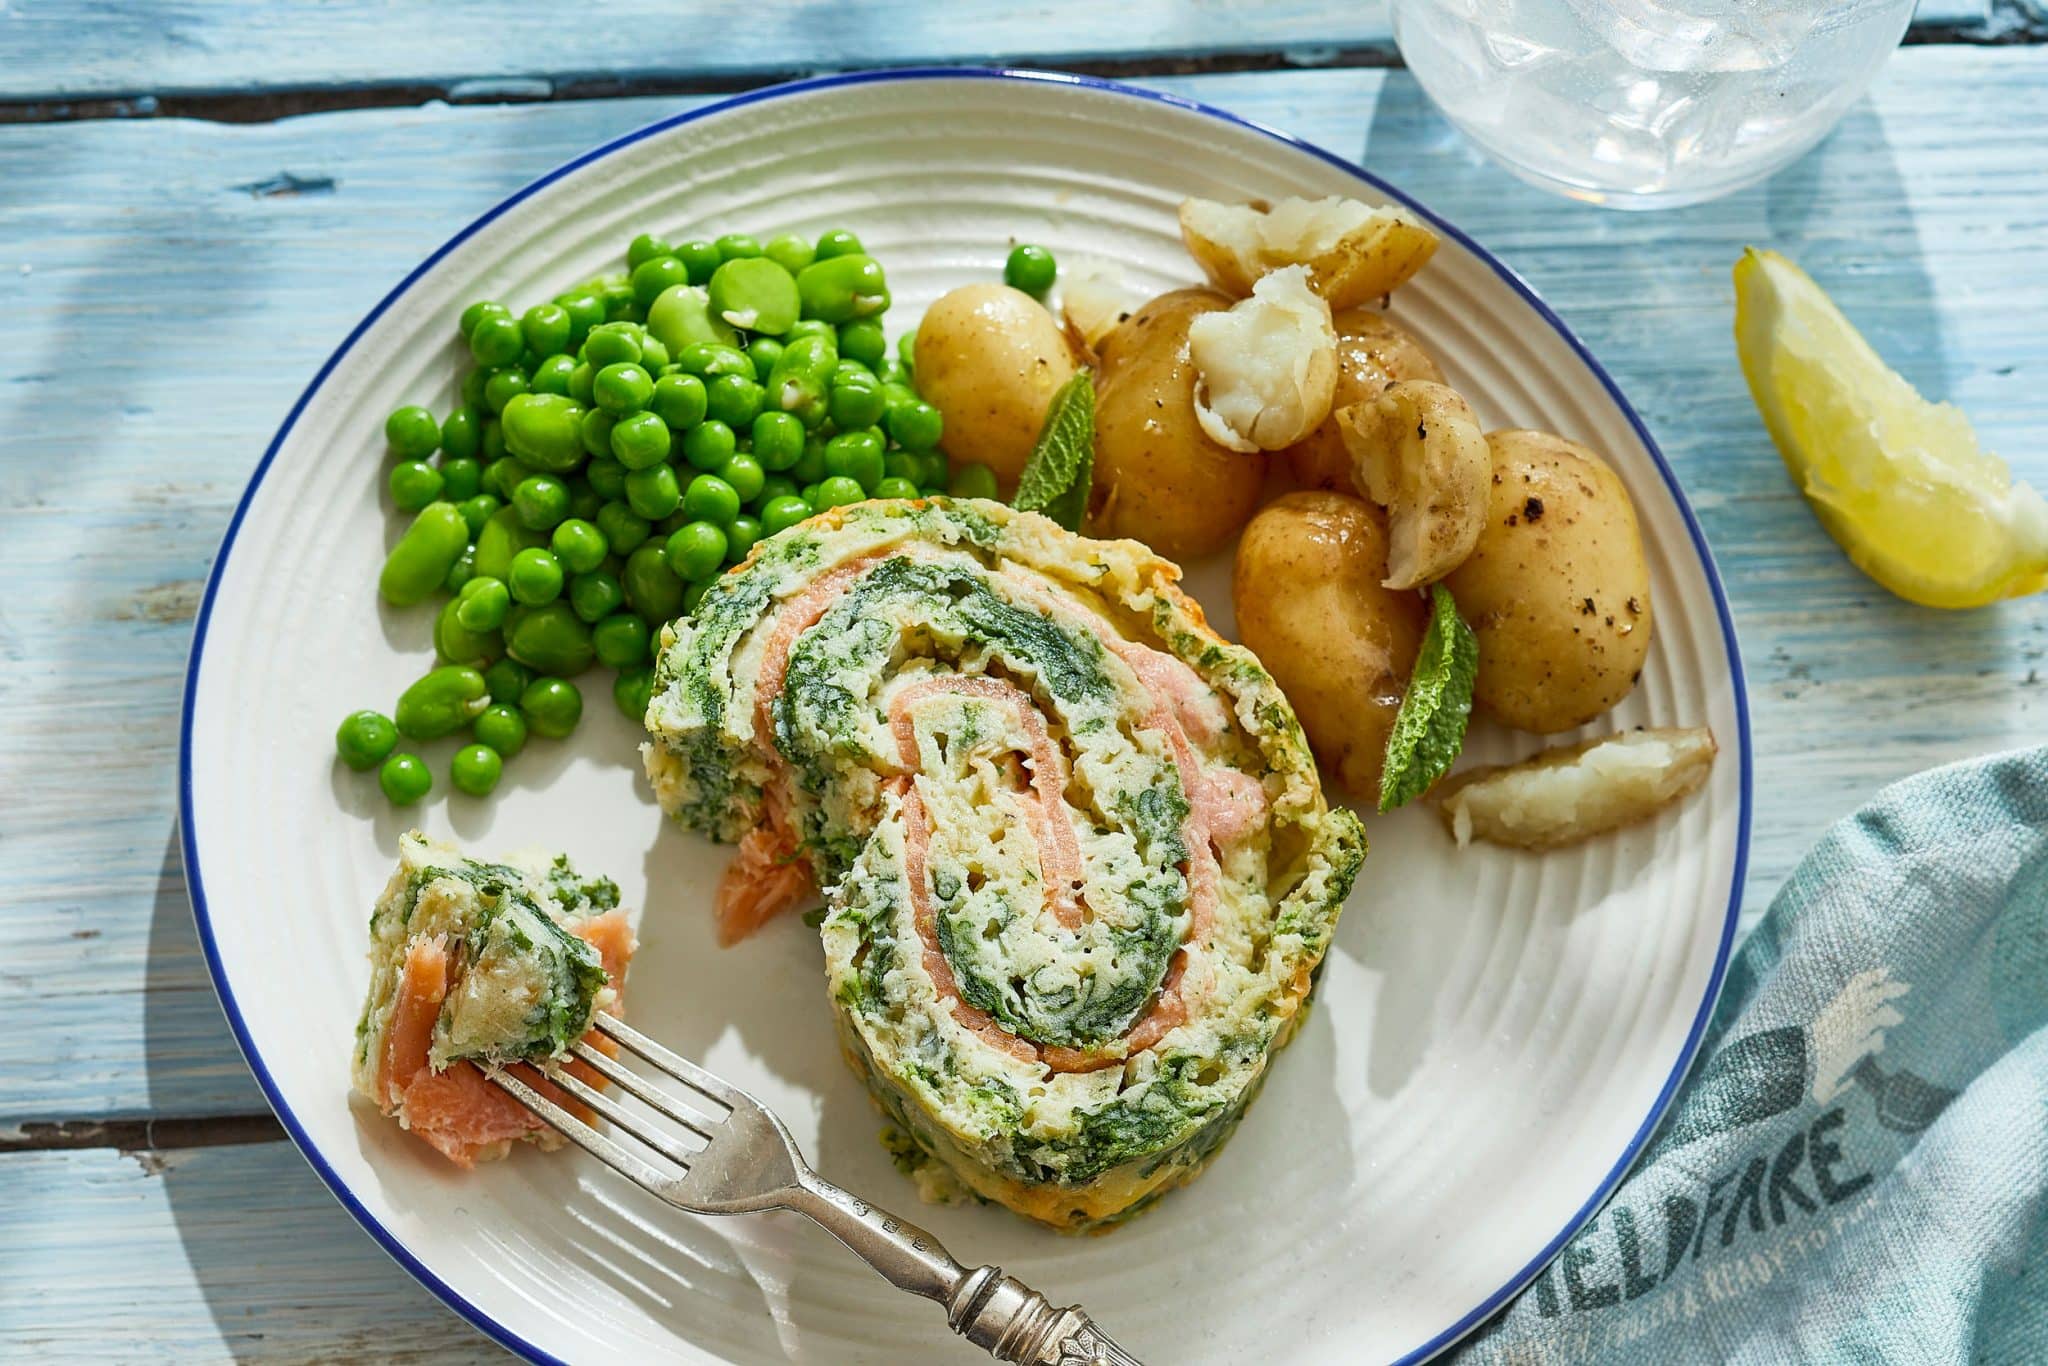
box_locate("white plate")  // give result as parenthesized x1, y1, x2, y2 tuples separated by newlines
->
(182, 69, 1750, 1365)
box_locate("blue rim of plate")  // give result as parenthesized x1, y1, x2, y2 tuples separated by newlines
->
(179, 64, 1752, 1366)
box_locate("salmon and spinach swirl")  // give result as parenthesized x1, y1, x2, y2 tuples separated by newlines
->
(643, 499, 1363, 1231)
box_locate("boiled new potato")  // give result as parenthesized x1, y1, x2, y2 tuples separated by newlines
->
(1234, 492, 1426, 803)
(914, 283, 1078, 488)
(1178, 195, 1439, 310)
(1442, 429, 1654, 733)
(1338, 379, 1490, 589)
(1091, 288, 1266, 559)
(1286, 309, 1445, 492)
(1188, 265, 1337, 453)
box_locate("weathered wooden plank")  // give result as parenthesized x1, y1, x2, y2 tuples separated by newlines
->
(0, 1, 1395, 105)
(2, 50, 2045, 1131)
(0, 1142, 496, 1360)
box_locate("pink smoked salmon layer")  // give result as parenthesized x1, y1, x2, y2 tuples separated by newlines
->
(374, 910, 636, 1168)
(725, 553, 1269, 1073)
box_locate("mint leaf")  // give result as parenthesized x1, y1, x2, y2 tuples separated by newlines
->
(1379, 585, 1477, 812)
(1012, 369, 1094, 532)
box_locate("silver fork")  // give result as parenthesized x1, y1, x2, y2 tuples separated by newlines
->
(488, 1013, 1144, 1365)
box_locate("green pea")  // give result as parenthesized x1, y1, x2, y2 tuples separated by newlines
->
(800, 482, 822, 505)
(519, 675, 582, 738)
(1004, 243, 1057, 295)
(388, 459, 444, 512)
(652, 373, 708, 430)
(683, 473, 741, 527)
(394, 665, 489, 741)
(874, 476, 921, 501)
(568, 360, 596, 404)
(916, 448, 951, 490)
(665, 520, 728, 581)
(878, 357, 909, 386)
(379, 501, 469, 607)
(591, 362, 652, 415)
(556, 291, 604, 348)
(434, 595, 500, 668)
(725, 513, 762, 563)
(623, 463, 682, 520)
(440, 405, 483, 461)
(682, 580, 711, 614)
(482, 367, 529, 417)
(888, 398, 944, 452)
(881, 380, 919, 418)
(473, 702, 528, 757)
(505, 602, 595, 675)
(449, 743, 503, 797)
(786, 318, 834, 343)
(674, 239, 720, 284)
(788, 436, 828, 486)
(674, 342, 755, 380)
(950, 462, 1000, 500)
(512, 474, 572, 531)
(528, 353, 577, 398)
(592, 613, 652, 669)
(442, 544, 476, 594)
(766, 331, 838, 427)
(763, 232, 816, 276)
(814, 475, 866, 509)
(631, 255, 691, 315)
(455, 575, 512, 632)
(645, 284, 738, 355)
(708, 256, 800, 335)
(814, 229, 863, 260)
(581, 322, 643, 368)
(625, 232, 671, 270)
(748, 336, 785, 383)
(750, 411, 804, 471)
(594, 501, 651, 555)
(883, 449, 922, 483)
(471, 312, 527, 366)
(485, 455, 533, 501)
(459, 300, 510, 340)
(613, 665, 656, 721)
(713, 233, 761, 262)
(837, 317, 888, 369)
(455, 493, 498, 537)
(461, 366, 491, 410)
(796, 254, 889, 323)
(596, 276, 636, 321)
(518, 303, 569, 359)
(609, 410, 673, 469)
(335, 710, 399, 771)
(569, 568, 626, 624)
(438, 455, 483, 503)
(471, 505, 545, 582)
(623, 542, 686, 622)
(483, 658, 534, 706)
(824, 430, 885, 491)
(718, 453, 765, 504)
(585, 458, 622, 501)
(681, 419, 736, 472)
(379, 751, 432, 805)
(508, 547, 565, 605)
(827, 372, 886, 430)
(480, 418, 508, 463)
(579, 407, 618, 459)
(549, 518, 609, 574)
(384, 405, 440, 460)
(757, 474, 799, 506)
(704, 373, 765, 429)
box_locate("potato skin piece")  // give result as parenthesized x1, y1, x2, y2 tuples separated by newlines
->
(1286, 309, 1445, 493)
(1233, 491, 1426, 803)
(1090, 288, 1267, 560)
(915, 283, 1078, 489)
(1434, 726, 1716, 850)
(1442, 429, 1654, 734)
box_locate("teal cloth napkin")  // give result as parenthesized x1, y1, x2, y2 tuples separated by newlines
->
(1459, 745, 2048, 1364)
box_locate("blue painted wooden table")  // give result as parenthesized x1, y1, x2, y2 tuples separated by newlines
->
(4, 2, 2045, 1358)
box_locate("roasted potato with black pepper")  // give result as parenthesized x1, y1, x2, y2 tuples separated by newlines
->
(1233, 491, 1427, 803)
(1286, 309, 1446, 492)
(1090, 288, 1266, 559)
(1442, 430, 1654, 733)
(915, 283, 1078, 489)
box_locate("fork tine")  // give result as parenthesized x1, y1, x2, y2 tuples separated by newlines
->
(567, 1039, 719, 1140)
(540, 1062, 701, 1168)
(486, 1067, 677, 1192)
(591, 1014, 744, 1111)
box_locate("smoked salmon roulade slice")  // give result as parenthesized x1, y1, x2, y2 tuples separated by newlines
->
(643, 499, 1364, 1231)
(350, 832, 637, 1168)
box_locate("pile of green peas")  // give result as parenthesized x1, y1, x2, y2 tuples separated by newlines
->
(340, 225, 1002, 806)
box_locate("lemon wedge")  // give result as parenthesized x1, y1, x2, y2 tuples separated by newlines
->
(1733, 247, 2048, 608)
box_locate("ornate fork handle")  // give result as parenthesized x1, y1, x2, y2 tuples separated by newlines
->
(785, 1176, 1146, 1364)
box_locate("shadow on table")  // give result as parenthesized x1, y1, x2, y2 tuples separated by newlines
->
(144, 829, 500, 1361)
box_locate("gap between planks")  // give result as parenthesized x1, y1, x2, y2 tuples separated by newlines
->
(1, 1114, 285, 1156)
(5, 11, 2046, 128)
